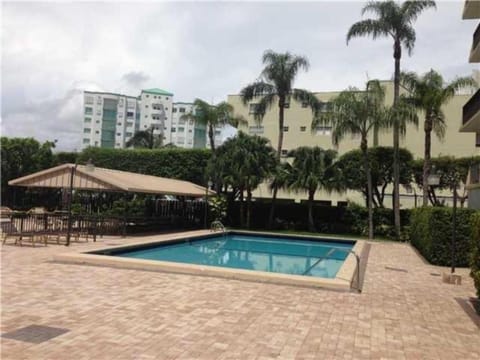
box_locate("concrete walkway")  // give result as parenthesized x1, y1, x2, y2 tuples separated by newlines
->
(1, 231, 479, 359)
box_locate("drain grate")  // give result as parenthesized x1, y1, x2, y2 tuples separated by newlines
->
(385, 266, 408, 273)
(2, 325, 69, 344)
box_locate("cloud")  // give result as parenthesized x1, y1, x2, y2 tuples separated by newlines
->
(1, 1, 476, 150)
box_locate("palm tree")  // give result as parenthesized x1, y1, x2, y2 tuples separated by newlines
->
(401, 70, 477, 206)
(180, 99, 245, 152)
(347, 0, 436, 238)
(125, 125, 164, 149)
(289, 147, 337, 232)
(313, 80, 390, 239)
(240, 50, 319, 228)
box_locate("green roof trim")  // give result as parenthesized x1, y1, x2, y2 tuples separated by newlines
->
(142, 88, 174, 96)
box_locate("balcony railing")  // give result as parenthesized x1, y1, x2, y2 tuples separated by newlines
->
(471, 163, 480, 185)
(473, 22, 480, 53)
(463, 88, 480, 125)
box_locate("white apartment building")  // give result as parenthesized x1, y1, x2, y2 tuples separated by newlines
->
(82, 89, 223, 150)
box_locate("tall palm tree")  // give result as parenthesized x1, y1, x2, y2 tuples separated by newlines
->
(180, 99, 245, 152)
(313, 80, 390, 239)
(401, 70, 477, 206)
(347, 0, 436, 238)
(125, 125, 164, 149)
(240, 50, 319, 228)
(289, 147, 337, 232)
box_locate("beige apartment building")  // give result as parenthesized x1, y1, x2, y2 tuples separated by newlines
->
(461, 0, 480, 209)
(228, 80, 480, 208)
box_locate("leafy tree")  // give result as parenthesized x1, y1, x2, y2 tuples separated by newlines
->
(401, 69, 477, 206)
(240, 50, 319, 228)
(412, 156, 480, 207)
(1, 137, 56, 205)
(288, 147, 337, 232)
(180, 99, 246, 152)
(125, 125, 164, 149)
(347, 0, 436, 238)
(313, 80, 391, 239)
(335, 147, 414, 208)
(207, 132, 276, 228)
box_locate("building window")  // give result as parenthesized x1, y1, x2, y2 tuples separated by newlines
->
(189, 120, 194, 125)
(83, 128, 91, 134)
(188, 129, 192, 133)
(145, 115, 148, 118)
(173, 108, 177, 113)
(126, 122, 133, 127)
(84, 117, 92, 123)
(145, 105, 149, 108)
(97, 96, 102, 104)
(315, 126, 332, 136)
(476, 133, 480, 147)
(284, 102, 290, 109)
(179, 107, 185, 113)
(158, 96, 162, 99)
(154, 96, 157, 99)
(116, 143, 120, 146)
(83, 138, 90, 144)
(94, 141, 99, 146)
(85, 107, 93, 115)
(283, 126, 289, 132)
(301, 102, 309, 108)
(300, 126, 306, 132)
(96, 110, 101, 116)
(178, 127, 185, 133)
(117, 133, 121, 136)
(95, 131, 99, 134)
(146, 94, 149, 98)
(249, 103, 262, 115)
(118, 99, 124, 106)
(118, 113, 123, 118)
(96, 120, 100, 124)
(171, 128, 176, 132)
(127, 111, 134, 117)
(126, 132, 132, 137)
(85, 96, 94, 105)
(117, 122, 121, 126)
(248, 126, 264, 135)
(165, 108, 168, 111)
(166, 97, 169, 100)
(281, 149, 289, 157)
(215, 130, 221, 135)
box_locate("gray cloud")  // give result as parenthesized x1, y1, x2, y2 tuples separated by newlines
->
(1, 1, 477, 150)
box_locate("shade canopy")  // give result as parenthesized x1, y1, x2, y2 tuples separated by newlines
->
(8, 163, 214, 197)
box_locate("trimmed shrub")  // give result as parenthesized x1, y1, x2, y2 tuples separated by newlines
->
(410, 207, 475, 267)
(77, 147, 211, 185)
(470, 212, 480, 302)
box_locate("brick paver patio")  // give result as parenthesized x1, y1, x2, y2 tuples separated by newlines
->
(1, 230, 479, 359)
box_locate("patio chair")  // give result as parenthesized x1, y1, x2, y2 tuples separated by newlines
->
(1, 221, 46, 247)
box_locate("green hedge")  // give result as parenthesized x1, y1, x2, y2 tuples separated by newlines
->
(471, 212, 480, 301)
(78, 147, 211, 185)
(410, 207, 476, 267)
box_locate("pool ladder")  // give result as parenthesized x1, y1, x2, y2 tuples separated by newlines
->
(210, 221, 226, 235)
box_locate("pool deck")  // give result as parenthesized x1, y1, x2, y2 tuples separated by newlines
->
(1, 230, 480, 359)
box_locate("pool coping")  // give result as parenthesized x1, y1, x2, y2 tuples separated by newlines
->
(53, 230, 366, 292)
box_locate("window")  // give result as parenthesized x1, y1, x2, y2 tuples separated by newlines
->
(96, 110, 101, 115)
(84, 117, 92, 123)
(171, 128, 176, 132)
(117, 122, 121, 126)
(146, 94, 149, 98)
(145, 115, 148, 118)
(166, 97, 169, 100)
(281, 149, 289, 157)
(94, 141, 99, 146)
(188, 129, 192, 133)
(173, 108, 177, 113)
(152, 104, 163, 110)
(300, 126, 306, 132)
(96, 120, 100, 124)
(97, 96, 102, 104)
(248, 126, 264, 135)
(127, 101, 135, 109)
(283, 126, 289, 132)
(215, 130, 221, 135)
(116, 143, 120, 146)
(144, 125, 148, 128)
(158, 96, 162, 99)
(95, 130, 99, 134)
(284, 102, 290, 109)
(164, 126, 168, 130)
(249, 103, 262, 115)
(117, 133, 121, 136)
(83, 138, 90, 144)
(189, 120, 194, 125)
(83, 128, 91, 134)
(315, 126, 332, 136)
(179, 107, 185, 113)
(165, 108, 168, 111)
(126, 122, 133, 127)
(85, 107, 93, 115)
(118, 99, 124, 106)
(145, 105, 149, 108)
(127, 111, 134, 117)
(154, 96, 157, 99)
(126, 132, 132, 137)
(178, 127, 185, 133)
(85, 96, 94, 105)
(118, 113, 123, 118)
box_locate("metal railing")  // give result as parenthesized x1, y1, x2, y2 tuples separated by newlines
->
(462, 88, 480, 126)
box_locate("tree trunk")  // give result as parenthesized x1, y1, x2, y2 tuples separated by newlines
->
(362, 137, 374, 240)
(246, 186, 252, 229)
(208, 123, 215, 152)
(239, 188, 244, 228)
(422, 115, 432, 206)
(267, 186, 278, 229)
(307, 189, 316, 232)
(392, 39, 402, 240)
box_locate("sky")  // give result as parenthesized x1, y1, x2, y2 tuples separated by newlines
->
(1, 0, 478, 151)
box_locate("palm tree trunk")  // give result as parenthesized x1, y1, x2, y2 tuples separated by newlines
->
(362, 137, 374, 240)
(268, 100, 285, 229)
(307, 189, 316, 232)
(239, 188, 244, 228)
(392, 39, 401, 240)
(208, 123, 215, 152)
(422, 116, 432, 206)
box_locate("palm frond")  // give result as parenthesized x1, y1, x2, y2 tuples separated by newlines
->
(240, 82, 275, 105)
(402, 0, 436, 22)
(347, 19, 390, 43)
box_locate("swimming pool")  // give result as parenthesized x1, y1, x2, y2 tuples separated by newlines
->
(55, 230, 364, 290)
(113, 233, 354, 279)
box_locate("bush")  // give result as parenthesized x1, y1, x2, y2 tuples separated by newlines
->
(470, 212, 480, 302)
(410, 207, 475, 267)
(78, 147, 211, 185)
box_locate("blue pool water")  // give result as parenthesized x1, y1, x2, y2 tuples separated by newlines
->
(112, 233, 354, 279)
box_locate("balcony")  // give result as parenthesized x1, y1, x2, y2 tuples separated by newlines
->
(461, 88, 480, 132)
(463, 0, 480, 19)
(467, 163, 480, 189)
(470, 23, 480, 62)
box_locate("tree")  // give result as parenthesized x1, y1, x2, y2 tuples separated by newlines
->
(240, 50, 319, 228)
(289, 147, 337, 232)
(207, 132, 276, 228)
(125, 125, 164, 149)
(313, 80, 389, 239)
(335, 147, 414, 208)
(180, 99, 246, 152)
(347, 0, 436, 238)
(401, 69, 477, 206)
